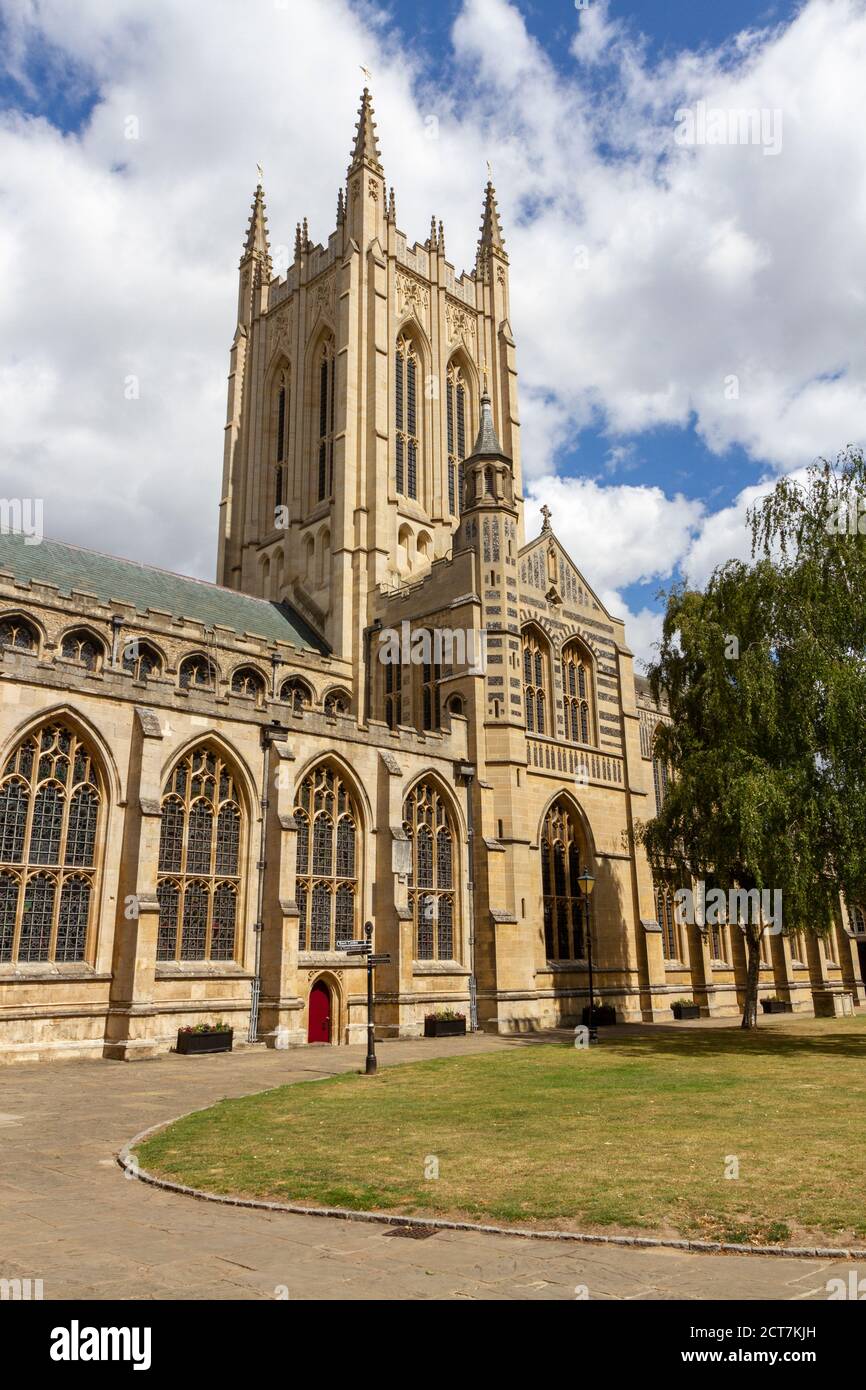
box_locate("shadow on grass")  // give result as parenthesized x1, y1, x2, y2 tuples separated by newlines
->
(491, 1021, 866, 1061)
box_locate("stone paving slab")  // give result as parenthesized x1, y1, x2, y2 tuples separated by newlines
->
(0, 1035, 857, 1301)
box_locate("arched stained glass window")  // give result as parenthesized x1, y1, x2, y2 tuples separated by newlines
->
(655, 882, 682, 962)
(395, 333, 420, 500)
(179, 655, 217, 691)
(61, 630, 102, 670)
(446, 360, 469, 516)
(121, 639, 162, 681)
(156, 746, 244, 961)
(0, 615, 38, 652)
(562, 641, 593, 745)
(404, 782, 458, 962)
(540, 799, 587, 962)
(231, 666, 266, 704)
(0, 723, 102, 963)
(316, 339, 336, 502)
(522, 627, 549, 736)
(280, 677, 313, 712)
(294, 765, 359, 952)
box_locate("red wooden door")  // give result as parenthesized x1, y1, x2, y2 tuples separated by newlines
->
(308, 981, 331, 1043)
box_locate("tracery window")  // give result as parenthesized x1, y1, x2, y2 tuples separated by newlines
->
(121, 639, 162, 681)
(383, 659, 402, 730)
(294, 765, 358, 952)
(274, 370, 288, 519)
(420, 641, 441, 732)
(179, 655, 216, 691)
(395, 333, 419, 500)
(540, 798, 586, 962)
(231, 666, 266, 704)
(522, 627, 549, 735)
(0, 615, 38, 653)
(316, 338, 336, 503)
(280, 676, 313, 712)
(655, 881, 682, 962)
(562, 641, 592, 744)
(61, 629, 102, 671)
(156, 746, 243, 961)
(652, 752, 670, 811)
(404, 782, 457, 961)
(0, 723, 102, 964)
(446, 360, 468, 516)
(323, 689, 350, 716)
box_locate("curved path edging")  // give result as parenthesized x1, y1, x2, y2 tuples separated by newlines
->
(117, 1113, 859, 1263)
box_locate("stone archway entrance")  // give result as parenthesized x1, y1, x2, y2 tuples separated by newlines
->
(307, 979, 332, 1043)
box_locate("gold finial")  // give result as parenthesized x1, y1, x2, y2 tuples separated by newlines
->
(256, 162, 264, 188)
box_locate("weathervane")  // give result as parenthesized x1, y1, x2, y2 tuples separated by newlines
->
(256, 162, 264, 187)
(360, 64, 372, 85)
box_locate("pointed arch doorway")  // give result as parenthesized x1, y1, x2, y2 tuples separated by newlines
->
(307, 979, 332, 1043)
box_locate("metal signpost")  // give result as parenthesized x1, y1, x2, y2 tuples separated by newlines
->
(337, 919, 390, 1075)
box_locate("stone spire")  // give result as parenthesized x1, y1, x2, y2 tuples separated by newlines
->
(476, 180, 508, 276)
(348, 87, 383, 175)
(387, 186, 396, 223)
(471, 387, 506, 458)
(241, 179, 272, 278)
(336, 187, 345, 225)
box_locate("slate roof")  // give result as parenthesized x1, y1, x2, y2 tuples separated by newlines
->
(0, 531, 328, 653)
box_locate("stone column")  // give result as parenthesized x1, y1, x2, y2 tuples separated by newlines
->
(103, 707, 164, 1060)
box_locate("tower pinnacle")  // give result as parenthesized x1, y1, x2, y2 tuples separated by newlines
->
(348, 87, 384, 175)
(241, 180, 272, 277)
(476, 179, 508, 268)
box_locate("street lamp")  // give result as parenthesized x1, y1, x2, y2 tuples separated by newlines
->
(577, 870, 596, 1040)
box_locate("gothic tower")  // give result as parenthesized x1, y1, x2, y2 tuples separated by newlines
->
(216, 89, 522, 668)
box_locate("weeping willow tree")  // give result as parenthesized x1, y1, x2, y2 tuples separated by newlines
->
(639, 449, 866, 1028)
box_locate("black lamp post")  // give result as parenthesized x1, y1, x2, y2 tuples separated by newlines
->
(577, 870, 596, 1039)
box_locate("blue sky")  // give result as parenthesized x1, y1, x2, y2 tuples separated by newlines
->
(1, 0, 863, 663)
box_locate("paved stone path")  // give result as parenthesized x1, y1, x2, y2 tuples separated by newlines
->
(0, 1035, 854, 1300)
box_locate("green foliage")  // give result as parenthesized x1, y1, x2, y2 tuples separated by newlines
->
(640, 449, 866, 1026)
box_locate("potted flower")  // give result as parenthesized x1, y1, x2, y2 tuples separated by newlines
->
(760, 995, 792, 1014)
(581, 999, 616, 1027)
(671, 998, 700, 1020)
(175, 1021, 233, 1055)
(424, 1009, 467, 1038)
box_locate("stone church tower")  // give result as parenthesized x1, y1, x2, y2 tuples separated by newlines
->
(217, 89, 520, 669)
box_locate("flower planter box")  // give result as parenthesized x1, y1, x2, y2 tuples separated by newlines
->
(424, 1017, 466, 1038)
(581, 1004, 616, 1027)
(760, 999, 792, 1015)
(176, 1028, 233, 1055)
(672, 1004, 700, 1020)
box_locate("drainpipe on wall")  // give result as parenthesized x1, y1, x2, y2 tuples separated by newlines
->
(457, 761, 478, 1032)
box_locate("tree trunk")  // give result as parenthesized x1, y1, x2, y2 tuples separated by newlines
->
(741, 929, 761, 1029)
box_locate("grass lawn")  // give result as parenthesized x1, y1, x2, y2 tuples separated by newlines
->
(135, 1016, 866, 1246)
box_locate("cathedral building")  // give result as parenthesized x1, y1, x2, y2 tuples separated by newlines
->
(0, 91, 862, 1062)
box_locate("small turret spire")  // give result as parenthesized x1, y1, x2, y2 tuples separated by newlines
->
(471, 387, 505, 458)
(336, 187, 345, 224)
(438, 219, 445, 254)
(428, 214, 438, 250)
(387, 186, 396, 223)
(348, 87, 383, 175)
